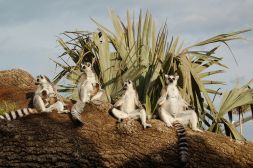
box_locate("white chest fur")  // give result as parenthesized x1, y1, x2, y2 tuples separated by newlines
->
(120, 89, 136, 113)
(35, 84, 55, 95)
(167, 85, 179, 99)
(85, 70, 97, 84)
(164, 85, 181, 117)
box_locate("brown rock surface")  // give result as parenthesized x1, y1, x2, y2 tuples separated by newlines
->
(0, 69, 36, 109)
(0, 69, 253, 167)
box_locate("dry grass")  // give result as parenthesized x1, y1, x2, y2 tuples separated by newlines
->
(0, 101, 16, 115)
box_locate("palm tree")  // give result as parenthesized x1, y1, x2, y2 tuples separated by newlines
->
(51, 10, 252, 141)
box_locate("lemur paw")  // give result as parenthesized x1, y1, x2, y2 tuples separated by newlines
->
(144, 123, 152, 129)
(193, 128, 203, 132)
(117, 118, 123, 123)
(166, 123, 173, 127)
(57, 110, 69, 114)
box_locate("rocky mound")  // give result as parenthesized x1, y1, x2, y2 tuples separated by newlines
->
(0, 69, 36, 109)
(0, 69, 252, 167)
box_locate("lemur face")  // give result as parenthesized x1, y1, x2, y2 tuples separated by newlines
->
(35, 75, 48, 85)
(123, 80, 133, 90)
(80, 62, 92, 72)
(165, 74, 179, 85)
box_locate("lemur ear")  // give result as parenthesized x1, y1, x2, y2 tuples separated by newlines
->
(165, 74, 169, 78)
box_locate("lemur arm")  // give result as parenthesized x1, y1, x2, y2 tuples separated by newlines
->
(178, 94, 190, 108)
(78, 74, 89, 102)
(157, 96, 166, 106)
(79, 73, 87, 83)
(113, 98, 124, 108)
(181, 98, 190, 108)
(157, 87, 167, 105)
(44, 76, 58, 94)
(134, 91, 143, 109)
(90, 83, 100, 97)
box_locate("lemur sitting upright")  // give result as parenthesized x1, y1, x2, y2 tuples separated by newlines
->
(70, 62, 104, 125)
(158, 74, 201, 131)
(33, 75, 57, 112)
(78, 62, 99, 103)
(41, 91, 68, 114)
(0, 75, 68, 121)
(111, 80, 152, 129)
(157, 74, 202, 167)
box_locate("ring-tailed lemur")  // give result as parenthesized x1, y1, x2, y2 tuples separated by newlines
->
(34, 75, 68, 113)
(69, 62, 105, 125)
(158, 74, 202, 167)
(111, 80, 152, 129)
(42, 91, 68, 113)
(0, 75, 68, 121)
(33, 75, 57, 112)
(78, 62, 99, 103)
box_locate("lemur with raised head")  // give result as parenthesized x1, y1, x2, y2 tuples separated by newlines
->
(34, 75, 68, 113)
(158, 75, 188, 126)
(158, 74, 201, 131)
(0, 75, 68, 121)
(78, 62, 100, 103)
(70, 62, 104, 125)
(33, 75, 57, 112)
(111, 80, 152, 129)
(158, 74, 202, 167)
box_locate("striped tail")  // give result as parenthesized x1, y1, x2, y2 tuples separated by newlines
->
(173, 121, 188, 167)
(0, 108, 38, 121)
(69, 101, 85, 126)
(70, 110, 84, 126)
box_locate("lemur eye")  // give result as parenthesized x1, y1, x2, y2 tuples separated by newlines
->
(128, 81, 131, 84)
(172, 77, 175, 80)
(81, 64, 85, 69)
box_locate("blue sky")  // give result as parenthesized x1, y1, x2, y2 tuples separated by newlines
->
(0, 0, 253, 140)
